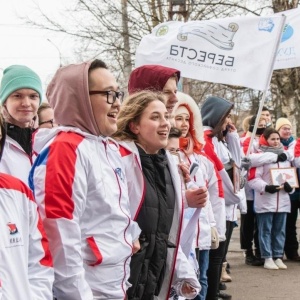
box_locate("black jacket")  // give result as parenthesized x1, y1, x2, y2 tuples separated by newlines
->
(127, 146, 175, 300)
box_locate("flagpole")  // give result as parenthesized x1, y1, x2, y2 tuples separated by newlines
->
(245, 14, 287, 158)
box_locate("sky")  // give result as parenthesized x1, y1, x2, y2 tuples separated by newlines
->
(0, 0, 76, 99)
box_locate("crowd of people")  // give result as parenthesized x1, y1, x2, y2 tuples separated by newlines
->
(0, 60, 299, 300)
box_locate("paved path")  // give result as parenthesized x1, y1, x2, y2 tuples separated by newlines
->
(225, 217, 300, 300)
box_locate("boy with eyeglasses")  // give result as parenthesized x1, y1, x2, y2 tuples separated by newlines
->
(29, 60, 141, 300)
(37, 102, 57, 128)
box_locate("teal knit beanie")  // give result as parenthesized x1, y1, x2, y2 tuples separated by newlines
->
(0, 65, 43, 105)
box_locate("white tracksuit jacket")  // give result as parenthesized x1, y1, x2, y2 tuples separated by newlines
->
(203, 127, 246, 221)
(240, 136, 278, 201)
(0, 173, 54, 300)
(29, 127, 141, 300)
(180, 151, 225, 246)
(0, 136, 33, 185)
(248, 159, 292, 213)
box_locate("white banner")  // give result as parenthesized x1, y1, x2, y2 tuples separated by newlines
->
(135, 15, 285, 91)
(274, 8, 300, 70)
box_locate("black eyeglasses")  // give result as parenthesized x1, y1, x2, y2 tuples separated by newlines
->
(89, 90, 125, 104)
(39, 119, 54, 127)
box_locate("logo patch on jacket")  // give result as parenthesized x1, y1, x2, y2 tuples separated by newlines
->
(6, 222, 23, 247)
(115, 167, 125, 182)
(7, 222, 18, 234)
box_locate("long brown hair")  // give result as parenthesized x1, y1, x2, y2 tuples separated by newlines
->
(0, 113, 6, 160)
(209, 106, 232, 141)
(113, 91, 166, 142)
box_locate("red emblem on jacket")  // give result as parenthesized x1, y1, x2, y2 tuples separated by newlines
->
(7, 222, 18, 234)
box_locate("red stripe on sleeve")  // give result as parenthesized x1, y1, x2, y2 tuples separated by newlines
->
(0, 173, 34, 201)
(44, 132, 84, 219)
(295, 138, 300, 157)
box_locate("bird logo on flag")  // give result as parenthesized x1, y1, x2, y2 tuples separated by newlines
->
(177, 22, 239, 50)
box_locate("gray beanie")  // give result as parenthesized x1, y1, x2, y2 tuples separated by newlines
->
(201, 96, 233, 128)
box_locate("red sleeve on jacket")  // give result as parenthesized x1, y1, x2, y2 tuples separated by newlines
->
(0, 172, 34, 200)
(242, 137, 250, 155)
(44, 132, 85, 220)
(248, 167, 257, 181)
(294, 138, 300, 158)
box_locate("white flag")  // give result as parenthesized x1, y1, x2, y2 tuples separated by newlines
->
(274, 8, 300, 70)
(135, 15, 285, 91)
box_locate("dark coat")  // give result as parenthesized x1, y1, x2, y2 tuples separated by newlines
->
(127, 147, 175, 300)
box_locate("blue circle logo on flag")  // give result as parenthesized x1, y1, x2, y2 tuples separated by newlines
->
(281, 24, 293, 43)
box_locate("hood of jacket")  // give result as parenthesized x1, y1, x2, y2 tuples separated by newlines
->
(259, 134, 270, 147)
(32, 126, 98, 154)
(46, 61, 100, 136)
(128, 65, 180, 94)
(173, 92, 205, 151)
(201, 96, 233, 129)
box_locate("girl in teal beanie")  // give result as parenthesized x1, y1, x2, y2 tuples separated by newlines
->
(0, 65, 43, 185)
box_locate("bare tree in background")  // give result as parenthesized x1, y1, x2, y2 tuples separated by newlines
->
(24, 0, 267, 83)
(270, 0, 300, 134)
(24, 0, 300, 133)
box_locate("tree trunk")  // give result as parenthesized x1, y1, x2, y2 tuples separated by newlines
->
(121, 0, 132, 84)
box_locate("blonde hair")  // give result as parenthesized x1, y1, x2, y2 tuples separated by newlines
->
(242, 115, 253, 132)
(37, 102, 51, 117)
(114, 91, 165, 142)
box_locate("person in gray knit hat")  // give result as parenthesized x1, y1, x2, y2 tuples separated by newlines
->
(0, 65, 42, 185)
(201, 96, 246, 300)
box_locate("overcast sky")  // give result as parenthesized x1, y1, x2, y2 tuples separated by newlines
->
(0, 0, 76, 99)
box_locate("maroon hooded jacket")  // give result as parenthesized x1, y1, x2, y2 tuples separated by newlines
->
(128, 65, 180, 94)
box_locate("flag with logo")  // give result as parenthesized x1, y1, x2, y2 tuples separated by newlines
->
(135, 15, 286, 91)
(274, 8, 300, 70)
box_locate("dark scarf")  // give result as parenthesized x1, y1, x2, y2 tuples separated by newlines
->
(6, 123, 34, 156)
(281, 136, 294, 147)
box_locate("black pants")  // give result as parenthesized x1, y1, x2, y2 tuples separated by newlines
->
(223, 220, 235, 263)
(240, 200, 259, 251)
(284, 198, 300, 256)
(206, 241, 226, 300)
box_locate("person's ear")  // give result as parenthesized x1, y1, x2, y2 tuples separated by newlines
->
(129, 121, 139, 134)
(1, 105, 9, 119)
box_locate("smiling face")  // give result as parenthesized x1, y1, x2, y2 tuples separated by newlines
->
(131, 100, 171, 154)
(3, 88, 40, 128)
(278, 125, 292, 140)
(174, 113, 190, 137)
(267, 132, 281, 148)
(261, 110, 271, 125)
(89, 68, 121, 137)
(163, 77, 178, 114)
